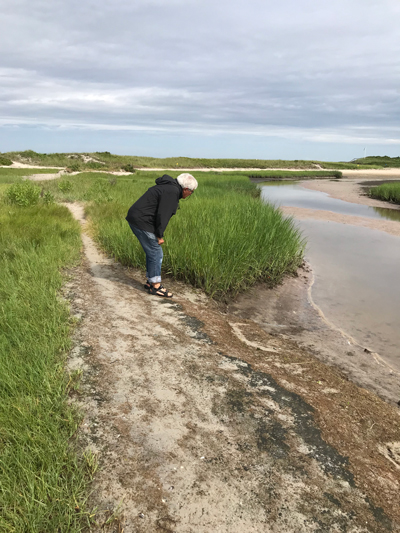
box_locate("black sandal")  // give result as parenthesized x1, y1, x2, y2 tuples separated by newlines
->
(144, 281, 151, 291)
(149, 284, 173, 298)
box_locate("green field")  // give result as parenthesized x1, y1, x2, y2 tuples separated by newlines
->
(368, 182, 400, 205)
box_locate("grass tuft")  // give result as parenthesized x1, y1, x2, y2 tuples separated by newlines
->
(368, 182, 400, 205)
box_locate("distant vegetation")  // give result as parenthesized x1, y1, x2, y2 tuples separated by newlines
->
(352, 156, 400, 168)
(248, 170, 342, 180)
(0, 154, 12, 165)
(368, 182, 400, 205)
(2, 149, 396, 171)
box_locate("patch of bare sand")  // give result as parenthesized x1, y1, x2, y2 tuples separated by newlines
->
(26, 170, 71, 181)
(64, 202, 400, 532)
(342, 169, 400, 179)
(5, 162, 65, 169)
(281, 206, 400, 238)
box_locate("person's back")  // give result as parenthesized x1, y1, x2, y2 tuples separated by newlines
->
(126, 174, 181, 239)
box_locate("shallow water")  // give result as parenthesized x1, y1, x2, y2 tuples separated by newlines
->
(298, 220, 400, 370)
(259, 182, 400, 370)
(260, 182, 400, 222)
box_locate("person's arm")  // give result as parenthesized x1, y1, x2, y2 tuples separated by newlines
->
(155, 191, 178, 239)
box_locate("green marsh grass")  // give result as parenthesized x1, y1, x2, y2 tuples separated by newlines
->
(368, 182, 400, 205)
(39, 171, 305, 298)
(0, 203, 92, 531)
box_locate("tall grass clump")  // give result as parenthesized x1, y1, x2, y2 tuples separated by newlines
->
(81, 172, 305, 298)
(5, 181, 41, 206)
(165, 193, 304, 297)
(368, 182, 400, 205)
(0, 203, 93, 531)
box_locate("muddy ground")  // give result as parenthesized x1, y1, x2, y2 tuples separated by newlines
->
(63, 182, 400, 532)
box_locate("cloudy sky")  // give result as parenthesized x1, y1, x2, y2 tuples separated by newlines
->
(1, 0, 399, 160)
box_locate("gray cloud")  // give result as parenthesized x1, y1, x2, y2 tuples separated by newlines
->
(1, 0, 399, 148)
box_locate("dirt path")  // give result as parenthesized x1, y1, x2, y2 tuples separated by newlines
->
(65, 203, 400, 532)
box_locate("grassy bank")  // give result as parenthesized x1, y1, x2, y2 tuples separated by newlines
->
(0, 198, 93, 531)
(37, 170, 305, 298)
(368, 182, 400, 204)
(3, 150, 379, 171)
(248, 170, 342, 180)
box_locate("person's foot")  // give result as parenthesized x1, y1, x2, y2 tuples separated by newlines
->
(144, 281, 151, 291)
(149, 284, 173, 298)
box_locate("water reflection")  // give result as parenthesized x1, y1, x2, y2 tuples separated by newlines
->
(260, 182, 400, 222)
(372, 206, 400, 222)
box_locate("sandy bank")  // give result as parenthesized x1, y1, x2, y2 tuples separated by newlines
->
(301, 176, 400, 211)
(281, 206, 400, 237)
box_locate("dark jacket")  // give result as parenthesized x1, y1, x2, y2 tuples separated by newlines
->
(126, 175, 183, 238)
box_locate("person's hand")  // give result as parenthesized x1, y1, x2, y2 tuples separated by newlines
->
(157, 237, 165, 245)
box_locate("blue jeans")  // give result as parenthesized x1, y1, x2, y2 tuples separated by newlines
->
(128, 223, 163, 283)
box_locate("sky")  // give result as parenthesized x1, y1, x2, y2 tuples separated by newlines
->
(1, 0, 399, 161)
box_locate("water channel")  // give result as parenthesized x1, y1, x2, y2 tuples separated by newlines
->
(261, 182, 400, 371)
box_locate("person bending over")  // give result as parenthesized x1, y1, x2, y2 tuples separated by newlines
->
(126, 173, 198, 298)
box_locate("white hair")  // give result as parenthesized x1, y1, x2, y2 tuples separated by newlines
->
(177, 173, 198, 191)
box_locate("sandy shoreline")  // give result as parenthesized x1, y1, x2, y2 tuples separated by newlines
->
(288, 176, 400, 237)
(281, 206, 400, 237)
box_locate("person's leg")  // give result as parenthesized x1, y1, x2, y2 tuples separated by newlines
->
(144, 235, 163, 285)
(128, 223, 172, 296)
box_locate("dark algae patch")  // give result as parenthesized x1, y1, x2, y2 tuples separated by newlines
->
(209, 348, 395, 531)
(223, 354, 355, 485)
